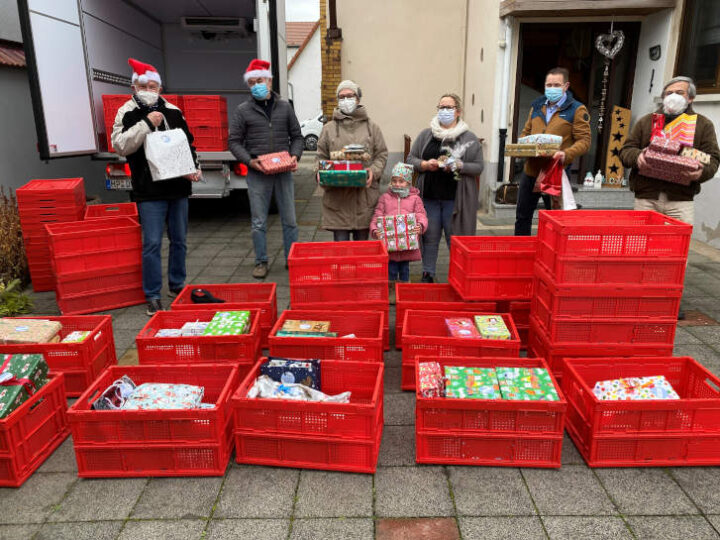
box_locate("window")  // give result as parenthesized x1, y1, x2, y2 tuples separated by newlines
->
(676, 0, 720, 93)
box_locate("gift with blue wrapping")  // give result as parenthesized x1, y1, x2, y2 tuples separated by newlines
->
(0, 353, 49, 418)
(260, 357, 321, 390)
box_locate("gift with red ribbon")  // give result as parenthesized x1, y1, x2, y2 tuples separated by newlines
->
(0, 353, 49, 419)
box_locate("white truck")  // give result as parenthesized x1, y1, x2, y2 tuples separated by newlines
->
(18, 0, 288, 198)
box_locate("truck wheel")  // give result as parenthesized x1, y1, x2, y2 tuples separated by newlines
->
(305, 135, 318, 151)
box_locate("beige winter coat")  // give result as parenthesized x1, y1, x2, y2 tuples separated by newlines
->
(317, 106, 388, 230)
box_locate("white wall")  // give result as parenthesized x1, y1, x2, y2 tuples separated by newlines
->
(288, 28, 320, 122)
(689, 98, 720, 246)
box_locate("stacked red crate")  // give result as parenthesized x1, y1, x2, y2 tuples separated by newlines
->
(415, 356, 566, 468)
(45, 217, 144, 314)
(102, 95, 183, 152)
(233, 359, 384, 473)
(563, 356, 720, 467)
(183, 95, 228, 151)
(288, 241, 390, 350)
(448, 236, 537, 349)
(529, 211, 690, 380)
(84, 202, 138, 223)
(16, 178, 86, 292)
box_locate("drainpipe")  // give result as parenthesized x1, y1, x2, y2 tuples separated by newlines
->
(496, 18, 512, 184)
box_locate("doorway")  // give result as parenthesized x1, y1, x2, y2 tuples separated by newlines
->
(511, 21, 641, 184)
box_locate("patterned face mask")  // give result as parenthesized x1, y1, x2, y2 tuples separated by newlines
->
(390, 186, 410, 198)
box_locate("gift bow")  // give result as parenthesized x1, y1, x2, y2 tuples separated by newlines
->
(0, 371, 36, 396)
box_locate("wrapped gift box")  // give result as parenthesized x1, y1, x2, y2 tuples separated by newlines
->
(681, 147, 711, 165)
(444, 366, 501, 399)
(258, 151, 295, 175)
(202, 311, 250, 336)
(504, 143, 560, 157)
(319, 160, 364, 171)
(592, 375, 680, 401)
(474, 315, 512, 340)
(418, 361, 444, 398)
(0, 353, 49, 418)
(319, 169, 368, 187)
(641, 150, 699, 186)
(61, 330, 91, 343)
(281, 320, 330, 334)
(648, 136, 681, 155)
(518, 134, 562, 145)
(496, 367, 559, 401)
(445, 317, 480, 338)
(0, 318, 62, 344)
(376, 213, 420, 252)
(260, 358, 321, 389)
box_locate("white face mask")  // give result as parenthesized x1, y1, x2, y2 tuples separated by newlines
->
(338, 97, 357, 115)
(136, 90, 159, 106)
(663, 93, 688, 116)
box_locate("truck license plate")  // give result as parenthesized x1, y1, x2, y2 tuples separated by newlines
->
(105, 177, 132, 190)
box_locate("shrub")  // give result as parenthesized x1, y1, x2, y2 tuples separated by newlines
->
(0, 187, 29, 286)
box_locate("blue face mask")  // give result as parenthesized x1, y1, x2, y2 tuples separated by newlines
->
(545, 87, 564, 103)
(437, 108, 456, 126)
(251, 82, 269, 100)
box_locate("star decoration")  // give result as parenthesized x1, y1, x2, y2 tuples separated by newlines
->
(612, 131, 623, 142)
(619, 123, 625, 129)
(611, 147, 620, 157)
(609, 164, 620, 174)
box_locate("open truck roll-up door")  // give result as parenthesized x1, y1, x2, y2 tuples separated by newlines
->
(18, 0, 99, 159)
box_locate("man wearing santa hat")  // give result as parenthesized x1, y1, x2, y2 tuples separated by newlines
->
(229, 59, 304, 279)
(112, 58, 202, 316)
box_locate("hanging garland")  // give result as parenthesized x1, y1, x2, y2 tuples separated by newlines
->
(594, 22, 625, 134)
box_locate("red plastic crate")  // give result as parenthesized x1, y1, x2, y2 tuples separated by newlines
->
(269, 310, 384, 363)
(0, 316, 117, 397)
(57, 284, 145, 315)
(290, 300, 390, 351)
(415, 357, 564, 468)
(16, 178, 85, 207)
(136, 309, 261, 366)
(0, 374, 69, 487)
(288, 241, 388, 284)
(235, 427, 382, 474)
(395, 283, 496, 349)
(528, 320, 674, 380)
(533, 264, 682, 321)
(563, 357, 720, 467)
(290, 280, 388, 306)
(233, 359, 383, 440)
(401, 310, 521, 391)
(537, 210, 692, 259)
(531, 313, 676, 346)
(183, 95, 228, 124)
(52, 247, 142, 276)
(170, 283, 277, 349)
(55, 264, 142, 298)
(84, 203, 138, 222)
(536, 245, 688, 286)
(448, 236, 536, 301)
(190, 125, 228, 151)
(45, 217, 140, 257)
(68, 364, 239, 477)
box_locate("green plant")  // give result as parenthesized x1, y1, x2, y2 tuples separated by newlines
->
(0, 187, 29, 286)
(0, 279, 33, 316)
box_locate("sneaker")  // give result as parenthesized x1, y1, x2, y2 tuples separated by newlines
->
(146, 298, 163, 316)
(167, 288, 183, 299)
(421, 272, 434, 283)
(252, 262, 269, 279)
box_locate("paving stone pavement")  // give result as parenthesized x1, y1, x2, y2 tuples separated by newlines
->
(8, 167, 720, 539)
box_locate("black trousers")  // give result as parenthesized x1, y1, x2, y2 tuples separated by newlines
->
(514, 171, 551, 236)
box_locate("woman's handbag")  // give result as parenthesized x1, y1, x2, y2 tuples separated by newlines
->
(144, 115, 196, 181)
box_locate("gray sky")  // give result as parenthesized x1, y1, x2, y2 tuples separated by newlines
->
(285, 0, 319, 21)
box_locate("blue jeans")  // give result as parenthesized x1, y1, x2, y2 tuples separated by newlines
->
(514, 171, 551, 236)
(422, 199, 454, 276)
(137, 198, 188, 301)
(246, 169, 298, 264)
(389, 260, 410, 282)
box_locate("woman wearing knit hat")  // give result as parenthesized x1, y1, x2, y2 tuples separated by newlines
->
(406, 93, 484, 283)
(316, 80, 388, 241)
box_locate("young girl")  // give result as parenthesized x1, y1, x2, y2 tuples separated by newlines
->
(370, 163, 428, 295)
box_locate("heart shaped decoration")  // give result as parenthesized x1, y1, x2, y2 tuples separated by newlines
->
(595, 30, 625, 59)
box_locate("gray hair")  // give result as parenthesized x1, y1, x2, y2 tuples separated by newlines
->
(663, 76, 696, 99)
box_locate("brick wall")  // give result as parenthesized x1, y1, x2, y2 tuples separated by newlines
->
(320, 0, 342, 117)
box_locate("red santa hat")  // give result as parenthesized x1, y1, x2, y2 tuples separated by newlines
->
(128, 58, 161, 85)
(243, 58, 272, 84)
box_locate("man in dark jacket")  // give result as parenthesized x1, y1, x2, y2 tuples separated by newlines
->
(229, 59, 304, 279)
(112, 58, 200, 315)
(620, 76, 720, 225)
(514, 67, 591, 236)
